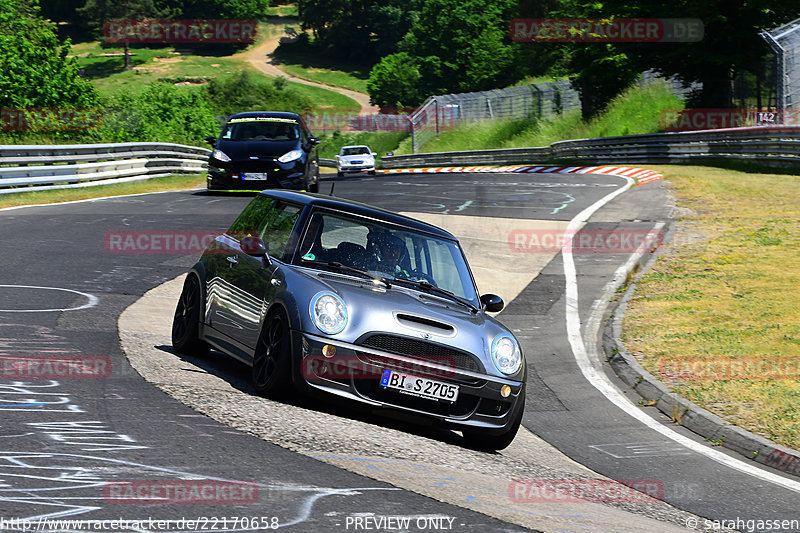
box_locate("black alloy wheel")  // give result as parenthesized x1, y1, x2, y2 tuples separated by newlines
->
(252, 309, 293, 397)
(172, 275, 210, 357)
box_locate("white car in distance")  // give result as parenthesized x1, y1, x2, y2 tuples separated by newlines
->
(335, 145, 377, 177)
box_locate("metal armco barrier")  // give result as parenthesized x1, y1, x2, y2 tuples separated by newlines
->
(0, 142, 211, 189)
(381, 126, 800, 169)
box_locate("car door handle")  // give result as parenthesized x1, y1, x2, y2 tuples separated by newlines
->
(226, 256, 238, 265)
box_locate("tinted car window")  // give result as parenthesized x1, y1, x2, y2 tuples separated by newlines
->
(221, 120, 300, 141)
(259, 203, 301, 261)
(228, 197, 301, 261)
(341, 147, 370, 156)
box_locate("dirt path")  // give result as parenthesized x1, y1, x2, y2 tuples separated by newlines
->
(237, 29, 379, 115)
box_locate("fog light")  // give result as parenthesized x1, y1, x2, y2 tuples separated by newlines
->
(322, 345, 336, 358)
(500, 385, 511, 398)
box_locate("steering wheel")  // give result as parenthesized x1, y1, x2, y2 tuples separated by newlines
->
(408, 269, 437, 286)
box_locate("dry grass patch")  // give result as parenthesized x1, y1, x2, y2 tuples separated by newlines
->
(622, 165, 800, 449)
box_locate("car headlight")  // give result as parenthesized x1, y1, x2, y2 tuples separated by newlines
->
(491, 335, 522, 375)
(278, 149, 303, 163)
(211, 149, 231, 162)
(310, 292, 348, 335)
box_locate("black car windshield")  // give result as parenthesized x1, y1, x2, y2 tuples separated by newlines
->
(296, 210, 479, 306)
(341, 147, 371, 156)
(221, 118, 301, 142)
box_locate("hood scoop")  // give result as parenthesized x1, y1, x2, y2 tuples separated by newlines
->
(317, 271, 383, 290)
(395, 313, 456, 337)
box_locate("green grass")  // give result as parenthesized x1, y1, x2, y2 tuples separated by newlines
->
(266, 4, 299, 17)
(0, 174, 205, 210)
(269, 32, 371, 94)
(70, 22, 359, 112)
(71, 43, 239, 95)
(289, 82, 360, 112)
(396, 80, 684, 154)
(623, 165, 800, 449)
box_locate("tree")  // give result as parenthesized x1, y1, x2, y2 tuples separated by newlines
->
(296, 0, 423, 62)
(592, 0, 798, 108)
(0, 0, 98, 109)
(173, 0, 269, 19)
(397, 0, 520, 94)
(366, 52, 424, 109)
(78, 0, 170, 69)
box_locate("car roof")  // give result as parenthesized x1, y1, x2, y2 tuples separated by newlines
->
(227, 111, 302, 121)
(341, 145, 371, 149)
(260, 190, 456, 240)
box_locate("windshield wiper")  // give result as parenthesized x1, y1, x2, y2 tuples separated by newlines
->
(301, 260, 392, 288)
(390, 278, 478, 313)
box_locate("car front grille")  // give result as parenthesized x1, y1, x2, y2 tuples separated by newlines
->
(358, 334, 483, 373)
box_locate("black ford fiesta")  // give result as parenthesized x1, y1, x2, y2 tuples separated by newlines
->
(205, 111, 321, 192)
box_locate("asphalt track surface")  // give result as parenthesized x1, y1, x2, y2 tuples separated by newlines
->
(0, 172, 798, 533)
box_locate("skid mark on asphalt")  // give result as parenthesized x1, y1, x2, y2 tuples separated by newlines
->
(310, 454, 687, 533)
(0, 451, 400, 528)
(119, 278, 706, 533)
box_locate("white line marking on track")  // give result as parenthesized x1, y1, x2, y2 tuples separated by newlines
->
(0, 285, 98, 313)
(562, 176, 800, 494)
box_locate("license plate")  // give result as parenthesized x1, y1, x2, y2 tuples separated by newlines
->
(242, 172, 267, 180)
(380, 369, 459, 402)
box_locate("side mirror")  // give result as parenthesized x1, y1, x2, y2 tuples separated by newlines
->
(480, 293, 504, 313)
(334, 155, 340, 160)
(371, 152, 377, 156)
(241, 235, 268, 257)
(308, 137, 320, 145)
(385, 151, 394, 156)
(204, 136, 217, 147)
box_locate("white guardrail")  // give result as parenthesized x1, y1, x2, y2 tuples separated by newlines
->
(381, 126, 800, 169)
(0, 142, 211, 191)
(3, 127, 798, 192)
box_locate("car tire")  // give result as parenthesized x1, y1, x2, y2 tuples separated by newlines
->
(337, 171, 344, 177)
(251, 309, 293, 398)
(368, 170, 376, 175)
(461, 393, 525, 451)
(172, 274, 210, 357)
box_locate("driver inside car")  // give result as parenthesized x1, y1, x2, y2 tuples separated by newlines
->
(371, 233, 412, 279)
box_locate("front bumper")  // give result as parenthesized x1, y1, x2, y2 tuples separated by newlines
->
(294, 331, 525, 433)
(207, 160, 307, 190)
(338, 162, 375, 173)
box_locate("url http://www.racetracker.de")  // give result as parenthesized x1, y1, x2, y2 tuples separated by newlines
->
(686, 516, 800, 532)
(0, 516, 279, 532)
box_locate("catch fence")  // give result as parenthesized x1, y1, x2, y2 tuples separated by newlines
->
(761, 18, 800, 124)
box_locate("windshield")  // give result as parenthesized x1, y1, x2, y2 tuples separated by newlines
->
(341, 147, 371, 156)
(295, 210, 478, 305)
(221, 118, 301, 141)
